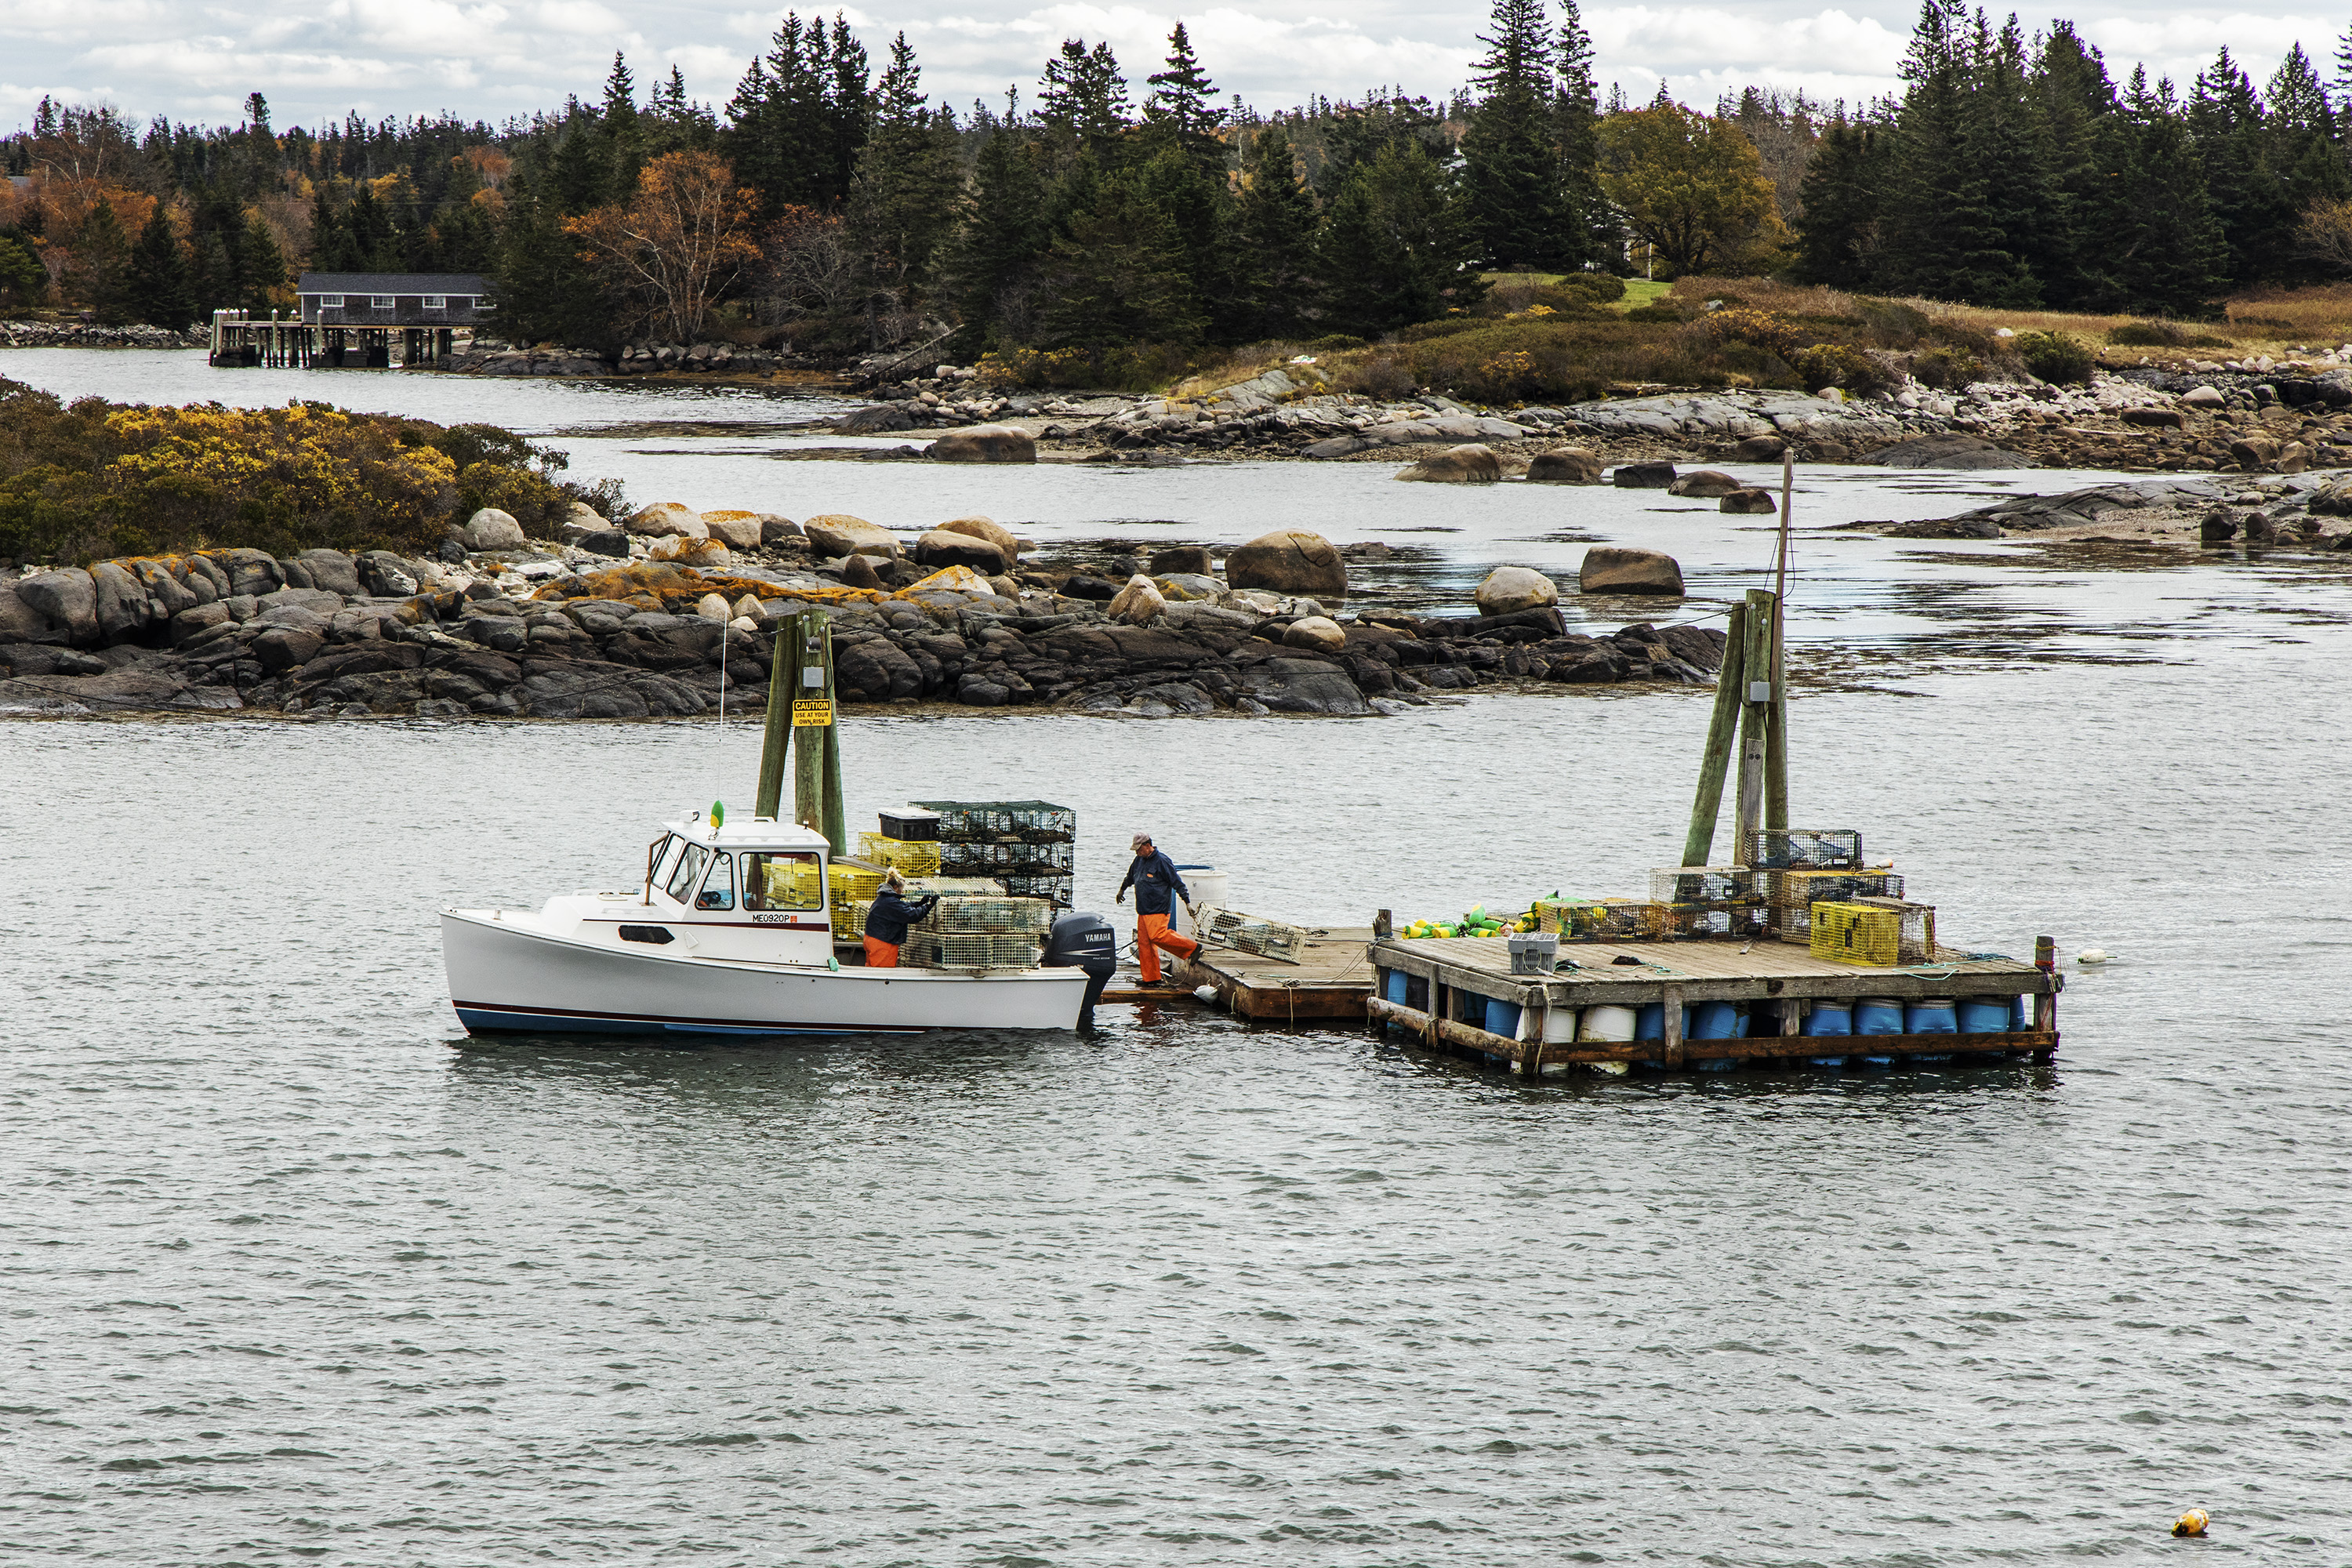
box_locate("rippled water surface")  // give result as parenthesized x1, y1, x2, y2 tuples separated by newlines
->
(5, 350, 2352, 1563)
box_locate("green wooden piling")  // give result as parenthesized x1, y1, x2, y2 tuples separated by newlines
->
(814, 610, 847, 855)
(754, 615, 794, 819)
(1682, 601, 1748, 866)
(1734, 588, 1774, 862)
(792, 610, 826, 840)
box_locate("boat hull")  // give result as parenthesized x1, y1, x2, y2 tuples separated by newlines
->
(441, 911, 1091, 1036)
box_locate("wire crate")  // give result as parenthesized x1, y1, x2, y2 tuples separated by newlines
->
(1648, 866, 1757, 906)
(855, 833, 942, 877)
(1000, 873, 1074, 908)
(828, 859, 887, 902)
(938, 839, 1076, 875)
(1540, 898, 1664, 941)
(1746, 829, 1864, 871)
(910, 800, 1076, 844)
(831, 900, 866, 941)
(1195, 906, 1306, 964)
(1809, 898, 1936, 966)
(924, 895, 1054, 935)
(904, 876, 1007, 896)
(1660, 902, 1771, 939)
(1763, 869, 1904, 939)
(902, 931, 1044, 971)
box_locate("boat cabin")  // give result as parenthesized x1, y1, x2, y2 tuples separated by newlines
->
(583, 814, 837, 964)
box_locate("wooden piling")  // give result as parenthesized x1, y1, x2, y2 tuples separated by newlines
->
(814, 612, 847, 855)
(1682, 601, 1748, 866)
(1734, 589, 1774, 863)
(755, 618, 793, 818)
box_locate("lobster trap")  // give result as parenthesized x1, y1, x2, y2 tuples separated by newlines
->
(1193, 906, 1307, 964)
(924, 895, 1054, 935)
(1763, 869, 1905, 940)
(902, 931, 1044, 971)
(855, 833, 942, 877)
(1745, 828, 1864, 871)
(938, 839, 1076, 876)
(1538, 898, 1664, 941)
(910, 800, 1076, 843)
(827, 859, 887, 902)
(1809, 897, 1936, 967)
(1649, 867, 1762, 939)
(1000, 873, 1074, 908)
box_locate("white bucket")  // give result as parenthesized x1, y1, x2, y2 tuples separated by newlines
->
(1174, 867, 1228, 935)
(1542, 1006, 1581, 1044)
(1579, 1004, 1637, 1041)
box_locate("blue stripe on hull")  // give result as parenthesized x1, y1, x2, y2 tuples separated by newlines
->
(452, 1004, 894, 1037)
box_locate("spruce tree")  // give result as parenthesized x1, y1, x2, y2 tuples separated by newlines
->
(1039, 168, 1201, 350)
(2084, 68, 2227, 314)
(550, 122, 607, 215)
(2188, 48, 2287, 286)
(1882, 0, 2034, 303)
(1142, 24, 1225, 174)
(1040, 38, 1131, 156)
(1792, 113, 1888, 286)
(1232, 124, 1323, 338)
(236, 217, 289, 311)
(125, 201, 191, 327)
(72, 201, 132, 321)
(1320, 141, 1479, 334)
(2030, 21, 2115, 307)
(601, 53, 643, 196)
(1553, 1, 1607, 269)
(495, 173, 608, 346)
(848, 33, 966, 313)
(1457, 0, 1563, 269)
(943, 129, 1051, 350)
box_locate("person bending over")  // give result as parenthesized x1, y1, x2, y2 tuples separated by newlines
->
(1116, 832, 1200, 986)
(862, 870, 938, 968)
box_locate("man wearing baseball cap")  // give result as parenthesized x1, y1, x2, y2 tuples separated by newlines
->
(1116, 832, 1199, 986)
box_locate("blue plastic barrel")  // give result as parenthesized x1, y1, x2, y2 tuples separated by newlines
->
(1905, 999, 1958, 1034)
(2010, 994, 2031, 1030)
(1690, 1000, 1743, 1040)
(1385, 970, 1408, 1004)
(1804, 1002, 1853, 1037)
(1854, 997, 1904, 1036)
(1956, 997, 2008, 1035)
(1485, 998, 1522, 1039)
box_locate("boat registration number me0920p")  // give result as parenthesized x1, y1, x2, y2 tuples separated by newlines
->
(753, 913, 796, 924)
(792, 699, 833, 727)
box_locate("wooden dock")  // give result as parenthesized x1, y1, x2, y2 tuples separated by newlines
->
(1167, 925, 1374, 1022)
(1369, 931, 2059, 1075)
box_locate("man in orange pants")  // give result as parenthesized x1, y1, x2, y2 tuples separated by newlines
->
(861, 870, 937, 968)
(1116, 832, 1199, 985)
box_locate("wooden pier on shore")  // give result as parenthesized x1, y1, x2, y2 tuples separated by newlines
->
(1366, 930, 2059, 1076)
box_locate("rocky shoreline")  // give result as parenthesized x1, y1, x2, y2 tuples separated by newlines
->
(1, 321, 208, 350)
(0, 506, 1721, 721)
(1863, 470, 2352, 550)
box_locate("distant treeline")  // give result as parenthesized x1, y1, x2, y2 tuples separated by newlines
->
(7, 0, 2352, 365)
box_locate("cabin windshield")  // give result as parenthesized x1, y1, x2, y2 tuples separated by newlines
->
(743, 851, 824, 911)
(646, 833, 678, 890)
(696, 853, 735, 910)
(664, 843, 711, 905)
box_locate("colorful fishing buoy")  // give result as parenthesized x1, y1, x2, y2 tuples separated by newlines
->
(711, 800, 726, 828)
(2172, 1508, 2209, 1537)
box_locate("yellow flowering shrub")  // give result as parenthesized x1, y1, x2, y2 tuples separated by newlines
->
(0, 379, 579, 565)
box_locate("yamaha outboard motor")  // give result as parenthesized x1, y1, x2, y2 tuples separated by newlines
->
(1044, 910, 1119, 1029)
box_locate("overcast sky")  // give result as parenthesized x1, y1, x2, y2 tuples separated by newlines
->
(5, 0, 2348, 136)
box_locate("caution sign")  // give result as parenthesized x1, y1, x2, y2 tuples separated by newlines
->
(791, 699, 834, 728)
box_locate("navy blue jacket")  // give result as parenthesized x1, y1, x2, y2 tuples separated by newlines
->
(863, 891, 938, 946)
(1117, 851, 1189, 916)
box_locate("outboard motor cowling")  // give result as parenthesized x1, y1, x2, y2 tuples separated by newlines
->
(1044, 910, 1118, 1028)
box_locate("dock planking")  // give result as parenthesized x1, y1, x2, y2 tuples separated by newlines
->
(1370, 931, 2060, 1075)
(1168, 926, 1375, 1022)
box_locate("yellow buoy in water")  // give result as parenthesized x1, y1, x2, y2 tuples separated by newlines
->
(2172, 1508, 2209, 1537)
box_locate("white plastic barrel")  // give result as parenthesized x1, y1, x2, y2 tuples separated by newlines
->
(1543, 1006, 1581, 1044)
(1173, 867, 1228, 935)
(1579, 1004, 1638, 1041)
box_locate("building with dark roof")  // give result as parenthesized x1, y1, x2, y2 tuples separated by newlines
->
(296, 273, 493, 327)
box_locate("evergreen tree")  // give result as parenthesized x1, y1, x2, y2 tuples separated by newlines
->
(2030, 20, 2116, 307)
(1039, 168, 1201, 349)
(1135, 143, 1234, 336)
(1553, 0, 1607, 268)
(1040, 38, 1131, 155)
(495, 173, 609, 346)
(1231, 123, 1322, 338)
(125, 201, 192, 326)
(72, 201, 132, 321)
(550, 121, 607, 214)
(1141, 23, 1225, 173)
(943, 129, 1051, 349)
(1792, 112, 1889, 286)
(847, 33, 965, 311)
(1457, 0, 1563, 268)
(1882, 0, 2034, 303)
(2188, 47, 2289, 285)
(1320, 141, 1479, 334)
(2084, 68, 2228, 313)
(236, 216, 289, 310)
(601, 53, 643, 194)
(825, 16, 873, 202)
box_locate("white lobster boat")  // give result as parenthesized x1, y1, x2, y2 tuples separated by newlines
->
(441, 812, 1105, 1036)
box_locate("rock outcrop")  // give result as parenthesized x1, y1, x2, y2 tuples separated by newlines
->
(1578, 547, 1686, 596)
(1395, 444, 1502, 483)
(1474, 567, 1559, 615)
(1225, 530, 1348, 599)
(927, 424, 1036, 463)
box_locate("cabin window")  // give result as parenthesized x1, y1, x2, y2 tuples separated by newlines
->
(369, 295, 394, 309)
(319, 294, 344, 308)
(664, 842, 710, 904)
(696, 853, 735, 910)
(742, 851, 823, 911)
(423, 295, 447, 310)
(647, 833, 680, 890)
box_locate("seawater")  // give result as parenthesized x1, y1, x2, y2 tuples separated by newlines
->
(5, 351, 2352, 1563)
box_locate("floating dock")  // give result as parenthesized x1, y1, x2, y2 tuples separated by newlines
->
(1366, 931, 2058, 1075)
(1167, 925, 1374, 1022)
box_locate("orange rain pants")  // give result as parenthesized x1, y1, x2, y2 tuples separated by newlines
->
(1136, 911, 1200, 982)
(863, 937, 901, 968)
